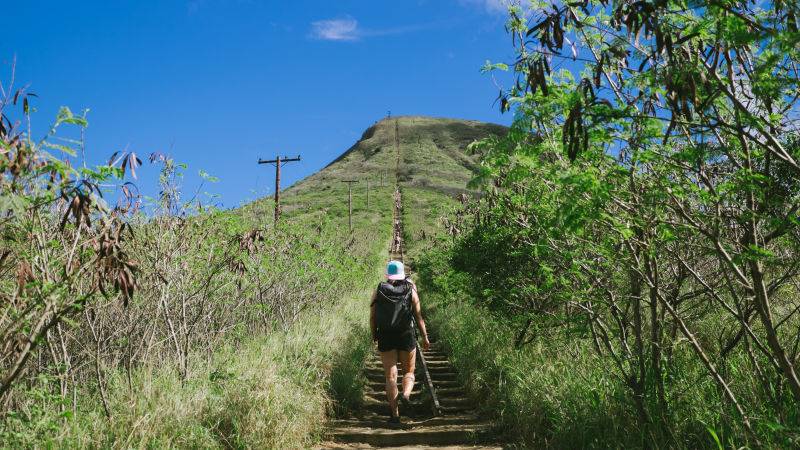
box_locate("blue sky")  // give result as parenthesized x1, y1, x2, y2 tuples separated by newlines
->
(3, 1, 515, 208)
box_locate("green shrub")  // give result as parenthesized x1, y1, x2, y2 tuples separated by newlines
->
(417, 246, 799, 448)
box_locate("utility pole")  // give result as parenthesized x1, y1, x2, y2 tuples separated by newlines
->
(341, 180, 358, 232)
(258, 155, 301, 224)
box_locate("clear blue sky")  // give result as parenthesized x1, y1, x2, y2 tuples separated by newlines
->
(3, 0, 515, 208)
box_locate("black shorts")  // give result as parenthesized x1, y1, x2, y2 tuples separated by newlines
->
(377, 329, 416, 352)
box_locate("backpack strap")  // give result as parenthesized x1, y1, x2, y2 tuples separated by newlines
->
(370, 282, 382, 306)
(404, 277, 417, 294)
(402, 279, 415, 307)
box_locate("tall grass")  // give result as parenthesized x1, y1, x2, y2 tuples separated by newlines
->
(1, 288, 374, 449)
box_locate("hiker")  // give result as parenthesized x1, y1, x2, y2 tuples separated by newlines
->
(370, 260, 430, 423)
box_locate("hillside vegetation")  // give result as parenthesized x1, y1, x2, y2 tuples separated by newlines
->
(0, 93, 500, 448)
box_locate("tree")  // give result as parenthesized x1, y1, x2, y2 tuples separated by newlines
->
(463, 0, 800, 443)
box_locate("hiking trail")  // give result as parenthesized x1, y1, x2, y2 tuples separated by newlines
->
(316, 120, 502, 449)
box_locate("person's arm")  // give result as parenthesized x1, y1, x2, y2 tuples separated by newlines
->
(370, 290, 378, 342)
(409, 281, 430, 351)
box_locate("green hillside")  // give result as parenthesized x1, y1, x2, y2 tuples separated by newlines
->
(296, 116, 505, 193)
(238, 116, 506, 245)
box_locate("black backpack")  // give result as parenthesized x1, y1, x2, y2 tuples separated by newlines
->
(374, 280, 414, 333)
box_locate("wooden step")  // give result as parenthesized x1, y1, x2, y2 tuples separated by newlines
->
(421, 359, 450, 365)
(438, 396, 473, 408)
(361, 394, 473, 409)
(366, 373, 421, 383)
(327, 330, 501, 448)
(426, 365, 457, 374)
(364, 366, 415, 371)
(427, 372, 458, 381)
(365, 381, 424, 390)
(329, 423, 493, 447)
(363, 392, 468, 406)
(364, 387, 424, 397)
(365, 369, 417, 377)
(364, 446, 501, 450)
(366, 379, 459, 390)
(363, 386, 465, 398)
(361, 399, 471, 416)
(316, 444, 502, 449)
(331, 414, 486, 429)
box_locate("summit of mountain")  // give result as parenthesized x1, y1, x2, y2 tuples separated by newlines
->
(291, 115, 507, 198)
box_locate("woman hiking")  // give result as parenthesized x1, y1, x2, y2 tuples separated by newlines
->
(370, 260, 430, 423)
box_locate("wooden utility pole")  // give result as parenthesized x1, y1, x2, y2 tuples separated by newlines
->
(341, 180, 358, 232)
(258, 155, 301, 224)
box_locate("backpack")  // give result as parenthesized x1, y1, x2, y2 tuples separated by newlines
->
(374, 280, 414, 333)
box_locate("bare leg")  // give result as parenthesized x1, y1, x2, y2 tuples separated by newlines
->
(399, 348, 416, 400)
(380, 350, 399, 417)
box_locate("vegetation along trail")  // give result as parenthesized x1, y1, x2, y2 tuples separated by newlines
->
(15, 6, 800, 442)
(6, 2, 800, 448)
(0, 104, 506, 448)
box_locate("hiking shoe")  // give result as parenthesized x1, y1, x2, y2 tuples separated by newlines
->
(399, 393, 416, 417)
(399, 394, 412, 410)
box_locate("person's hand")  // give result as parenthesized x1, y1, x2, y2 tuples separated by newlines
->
(423, 336, 431, 351)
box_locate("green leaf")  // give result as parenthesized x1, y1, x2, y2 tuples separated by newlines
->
(42, 141, 77, 157)
(199, 170, 220, 183)
(705, 426, 723, 450)
(481, 60, 509, 73)
(55, 106, 89, 127)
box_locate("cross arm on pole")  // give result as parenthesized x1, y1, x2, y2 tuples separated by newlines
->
(258, 155, 301, 165)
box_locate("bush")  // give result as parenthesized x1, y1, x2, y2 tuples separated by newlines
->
(417, 246, 799, 448)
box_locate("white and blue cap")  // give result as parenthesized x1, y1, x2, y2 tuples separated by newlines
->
(386, 260, 405, 280)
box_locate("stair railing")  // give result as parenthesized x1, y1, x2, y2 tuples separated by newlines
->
(413, 317, 442, 416)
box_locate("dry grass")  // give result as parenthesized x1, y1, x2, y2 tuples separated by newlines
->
(3, 288, 374, 449)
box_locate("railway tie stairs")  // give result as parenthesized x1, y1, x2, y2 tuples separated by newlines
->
(317, 189, 501, 448)
(318, 122, 502, 448)
(317, 342, 502, 449)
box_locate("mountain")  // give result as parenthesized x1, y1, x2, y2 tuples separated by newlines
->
(293, 116, 503, 229)
(237, 115, 506, 259)
(299, 115, 506, 196)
